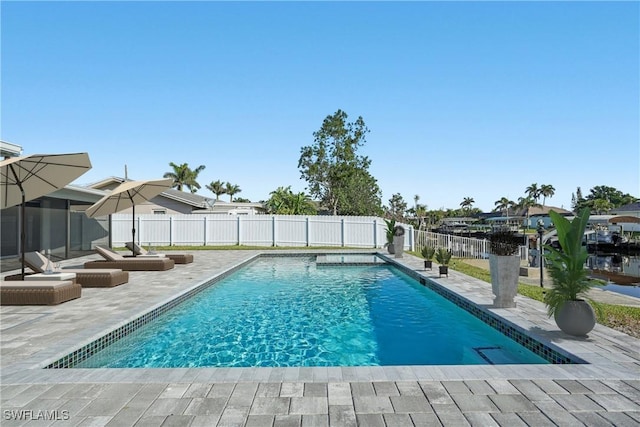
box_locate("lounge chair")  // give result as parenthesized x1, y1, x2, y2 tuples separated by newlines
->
(84, 245, 174, 271)
(1, 280, 81, 305)
(124, 242, 194, 264)
(24, 251, 129, 288)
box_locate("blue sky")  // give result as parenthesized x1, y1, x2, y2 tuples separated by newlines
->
(2, 1, 638, 212)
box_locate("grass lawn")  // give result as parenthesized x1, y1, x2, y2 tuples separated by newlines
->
(451, 258, 640, 339)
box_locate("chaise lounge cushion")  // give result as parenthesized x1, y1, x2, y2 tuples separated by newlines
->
(85, 246, 174, 271)
(125, 242, 194, 264)
(0, 280, 81, 305)
(24, 252, 129, 288)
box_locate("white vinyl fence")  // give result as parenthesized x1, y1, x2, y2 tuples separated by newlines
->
(414, 230, 529, 260)
(112, 214, 529, 260)
(112, 214, 414, 250)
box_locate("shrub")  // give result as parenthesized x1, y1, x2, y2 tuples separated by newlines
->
(435, 248, 452, 265)
(421, 246, 436, 260)
(489, 230, 521, 256)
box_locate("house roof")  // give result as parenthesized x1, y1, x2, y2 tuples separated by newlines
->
(479, 209, 518, 219)
(47, 184, 107, 204)
(524, 205, 572, 216)
(85, 176, 124, 189)
(86, 176, 211, 208)
(0, 140, 23, 158)
(612, 202, 640, 212)
(162, 188, 210, 208)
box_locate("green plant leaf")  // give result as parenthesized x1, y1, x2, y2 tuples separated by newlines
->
(543, 208, 599, 317)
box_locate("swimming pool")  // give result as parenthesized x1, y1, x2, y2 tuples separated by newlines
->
(71, 256, 550, 368)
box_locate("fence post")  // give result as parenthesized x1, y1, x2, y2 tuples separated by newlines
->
(169, 216, 173, 246)
(271, 216, 275, 247)
(341, 218, 345, 247)
(237, 216, 241, 245)
(408, 225, 414, 252)
(203, 216, 207, 246)
(373, 219, 377, 248)
(306, 217, 310, 246)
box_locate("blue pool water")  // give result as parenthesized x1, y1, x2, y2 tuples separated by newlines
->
(76, 256, 548, 368)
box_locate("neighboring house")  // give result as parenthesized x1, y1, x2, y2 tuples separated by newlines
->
(484, 216, 525, 231)
(1, 142, 108, 268)
(194, 200, 267, 215)
(609, 202, 640, 232)
(1, 140, 22, 158)
(523, 206, 572, 228)
(611, 202, 640, 218)
(87, 177, 266, 215)
(88, 177, 211, 215)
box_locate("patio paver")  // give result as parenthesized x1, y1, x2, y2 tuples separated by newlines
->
(1, 249, 639, 426)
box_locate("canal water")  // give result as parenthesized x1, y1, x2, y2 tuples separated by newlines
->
(587, 253, 640, 298)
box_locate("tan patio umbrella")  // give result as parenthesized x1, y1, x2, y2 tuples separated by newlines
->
(0, 153, 92, 278)
(85, 178, 173, 255)
(608, 215, 640, 224)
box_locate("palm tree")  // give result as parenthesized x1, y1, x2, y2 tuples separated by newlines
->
(225, 182, 241, 202)
(525, 183, 542, 204)
(517, 196, 538, 230)
(494, 197, 514, 217)
(265, 186, 318, 215)
(290, 192, 316, 215)
(163, 162, 206, 193)
(460, 197, 475, 216)
(540, 184, 555, 206)
(415, 203, 427, 230)
(266, 186, 293, 214)
(206, 180, 227, 200)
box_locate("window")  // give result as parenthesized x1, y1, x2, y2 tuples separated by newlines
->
(153, 209, 167, 215)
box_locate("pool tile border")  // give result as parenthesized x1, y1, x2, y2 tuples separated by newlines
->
(384, 257, 584, 365)
(47, 252, 582, 369)
(45, 254, 261, 369)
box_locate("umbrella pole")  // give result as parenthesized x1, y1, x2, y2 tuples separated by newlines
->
(20, 193, 25, 279)
(132, 204, 136, 257)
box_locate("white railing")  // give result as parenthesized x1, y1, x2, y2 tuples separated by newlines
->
(414, 230, 529, 260)
(111, 214, 415, 250)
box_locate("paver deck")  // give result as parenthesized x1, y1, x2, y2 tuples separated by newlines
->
(1, 250, 639, 426)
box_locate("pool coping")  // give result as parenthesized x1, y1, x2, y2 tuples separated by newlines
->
(47, 252, 577, 369)
(1, 250, 639, 385)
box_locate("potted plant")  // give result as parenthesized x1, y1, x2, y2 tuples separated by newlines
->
(421, 246, 435, 270)
(543, 208, 600, 336)
(488, 229, 522, 308)
(392, 225, 406, 258)
(435, 247, 452, 277)
(384, 219, 396, 254)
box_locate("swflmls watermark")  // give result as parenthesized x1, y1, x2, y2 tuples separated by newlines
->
(3, 409, 70, 421)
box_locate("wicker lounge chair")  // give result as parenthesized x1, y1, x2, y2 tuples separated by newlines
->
(24, 252, 129, 288)
(1, 280, 81, 305)
(124, 242, 194, 264)
(84, 245, 174, 271)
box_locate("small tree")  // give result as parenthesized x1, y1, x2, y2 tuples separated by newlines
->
(386, 193, 407, 221)
(299, 109, 381, 215)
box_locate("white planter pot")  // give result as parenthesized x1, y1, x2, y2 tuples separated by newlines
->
(554, 300, 596, 336)
(393, 235, 405, 258)
(489, 254, 520, 308)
